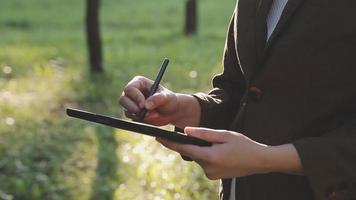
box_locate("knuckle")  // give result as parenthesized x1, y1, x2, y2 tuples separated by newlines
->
(133, 75, 146, 83)
(134, 75, 144, 80)
(123, 86, 132, 95)
(206, 152, 220, 165)
(127, 76, 144, 88)
(231, 131, 242, 137)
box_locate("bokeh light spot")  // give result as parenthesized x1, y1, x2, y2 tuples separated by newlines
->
(189, 70, 198, 79)
(3, 66, 12, 74)
(122, 155, 131, 163)
(174, 193, 181, 199)
(5, 117, 15, 126)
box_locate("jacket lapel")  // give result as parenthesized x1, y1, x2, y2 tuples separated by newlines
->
(235, 0, 259, 81)
(235, 0, 306, 82)
(266, 0, 305, 49)
(245, 0, 305, 81)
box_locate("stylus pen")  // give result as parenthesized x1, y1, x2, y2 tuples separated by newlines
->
(137, 58, 170, 121)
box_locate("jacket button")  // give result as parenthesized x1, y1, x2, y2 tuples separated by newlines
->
(249, 86, 262, 101)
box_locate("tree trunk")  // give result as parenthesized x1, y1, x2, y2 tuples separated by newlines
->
(86, 0, 103, 73)
(185, 0, 197, 35)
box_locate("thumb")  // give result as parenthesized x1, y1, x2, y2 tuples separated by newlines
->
(184, 127, 230, 143)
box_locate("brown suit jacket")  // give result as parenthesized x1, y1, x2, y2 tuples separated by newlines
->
(194, 0, 356, 199)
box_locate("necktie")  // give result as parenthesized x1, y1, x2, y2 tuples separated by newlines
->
(255, 0, 274, 60)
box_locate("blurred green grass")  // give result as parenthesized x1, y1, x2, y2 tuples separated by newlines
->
(0, 0, 235, 199)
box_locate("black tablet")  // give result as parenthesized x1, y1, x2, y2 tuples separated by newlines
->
(66, 108, 211, 147)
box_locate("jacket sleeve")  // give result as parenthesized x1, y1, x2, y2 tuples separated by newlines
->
(293, 119, 356, 199)
(193, 11, 246, 129)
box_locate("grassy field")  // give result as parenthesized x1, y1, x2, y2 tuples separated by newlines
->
(0, 0, 236, 199)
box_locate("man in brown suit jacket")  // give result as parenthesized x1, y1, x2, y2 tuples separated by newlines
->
(119, 0, 356, 199)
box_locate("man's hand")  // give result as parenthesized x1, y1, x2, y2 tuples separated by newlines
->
(118, 76, 201, 127)
(157, 127, 304, 179)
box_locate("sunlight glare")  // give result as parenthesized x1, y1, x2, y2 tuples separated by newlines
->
(161, 171, 169, 180)
(168, 183, 175, 190)
(174, 193, 181, 199)
(150, 181, 157, 188)
(154, 196, 163, 200)
(133, 143, 145, 154)
(122, 155, 131, 163)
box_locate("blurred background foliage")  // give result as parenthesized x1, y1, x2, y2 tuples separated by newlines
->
(0, 0, 235, 199)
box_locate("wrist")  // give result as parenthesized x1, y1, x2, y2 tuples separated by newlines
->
(171, 94, 201, 128)
(259, 144, 304, 175)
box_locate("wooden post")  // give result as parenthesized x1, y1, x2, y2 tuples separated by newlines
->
(86, 0, 103, 73)
(185, 0, 197, 35)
